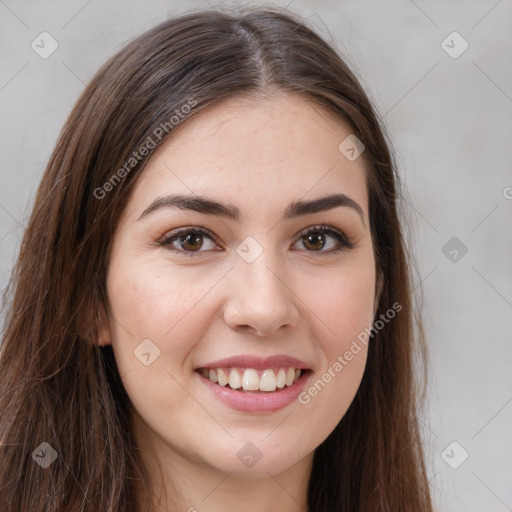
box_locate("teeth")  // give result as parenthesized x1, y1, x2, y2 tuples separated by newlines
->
(217, 368, 229, 387)
(201, 366, 304, 392)
(285, 367, 295, 386)
(228, 369, 242, 389)
(259, 369, 276, 391)
(242, 369, 260, 390)
(276, 368, 286, 388)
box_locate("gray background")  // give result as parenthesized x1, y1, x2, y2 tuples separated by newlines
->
(1, 1, 511, 510)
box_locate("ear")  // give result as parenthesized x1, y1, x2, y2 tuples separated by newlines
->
(77, 298, 111, 346)
(95, 304, 111, 346)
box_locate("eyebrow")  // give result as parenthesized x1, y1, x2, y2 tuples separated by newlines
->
(137, 192, 365, 225)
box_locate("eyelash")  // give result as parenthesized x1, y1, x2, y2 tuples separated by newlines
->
(158, 224, 355, 258)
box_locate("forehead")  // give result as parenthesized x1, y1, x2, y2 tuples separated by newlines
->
(127, 94, 368, 219)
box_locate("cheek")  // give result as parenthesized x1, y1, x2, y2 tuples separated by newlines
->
(308, 272, 373, 378)
(323, 278, 375, 350)
(107, 258, 211, 340)
(294, 257, 375, 435)
(296, 342, 368, 446)
(105, 259, 216, 428)
(105, 256, 221, 384)
(305, 254, 376, 353)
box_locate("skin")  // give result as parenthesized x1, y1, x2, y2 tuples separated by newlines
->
(98, 93, 377, 512)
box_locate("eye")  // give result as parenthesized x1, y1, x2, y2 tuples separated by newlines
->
(158, 226, 219, 256)
(292, 224, 355, 254)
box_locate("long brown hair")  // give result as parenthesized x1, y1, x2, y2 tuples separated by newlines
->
(0, 6, 433, 511)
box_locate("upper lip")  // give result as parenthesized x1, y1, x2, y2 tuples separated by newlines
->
(197, 355, 311, 371)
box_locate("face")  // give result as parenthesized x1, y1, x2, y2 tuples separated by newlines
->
(101, 94, 376, 481)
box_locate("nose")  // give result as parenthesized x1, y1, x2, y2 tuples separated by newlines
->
(223, 251, 300, 337)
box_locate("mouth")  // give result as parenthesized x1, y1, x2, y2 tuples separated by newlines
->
(196, 366, 312, 393)
(194, 354, 313, 412)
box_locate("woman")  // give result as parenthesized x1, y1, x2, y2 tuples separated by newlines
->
(0, 6, 433, 511)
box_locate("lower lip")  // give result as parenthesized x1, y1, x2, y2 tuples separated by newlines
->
(196, 370, 311, 413)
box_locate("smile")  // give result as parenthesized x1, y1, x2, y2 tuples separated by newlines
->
(196, 368, 311, 413)
(198, 366, 305, 392)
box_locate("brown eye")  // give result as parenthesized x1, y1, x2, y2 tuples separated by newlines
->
(179, 233, 204, 251)
(294, 225, 354, 254)
(159, 227, 219, 256)
(302, 232, 327, 251)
